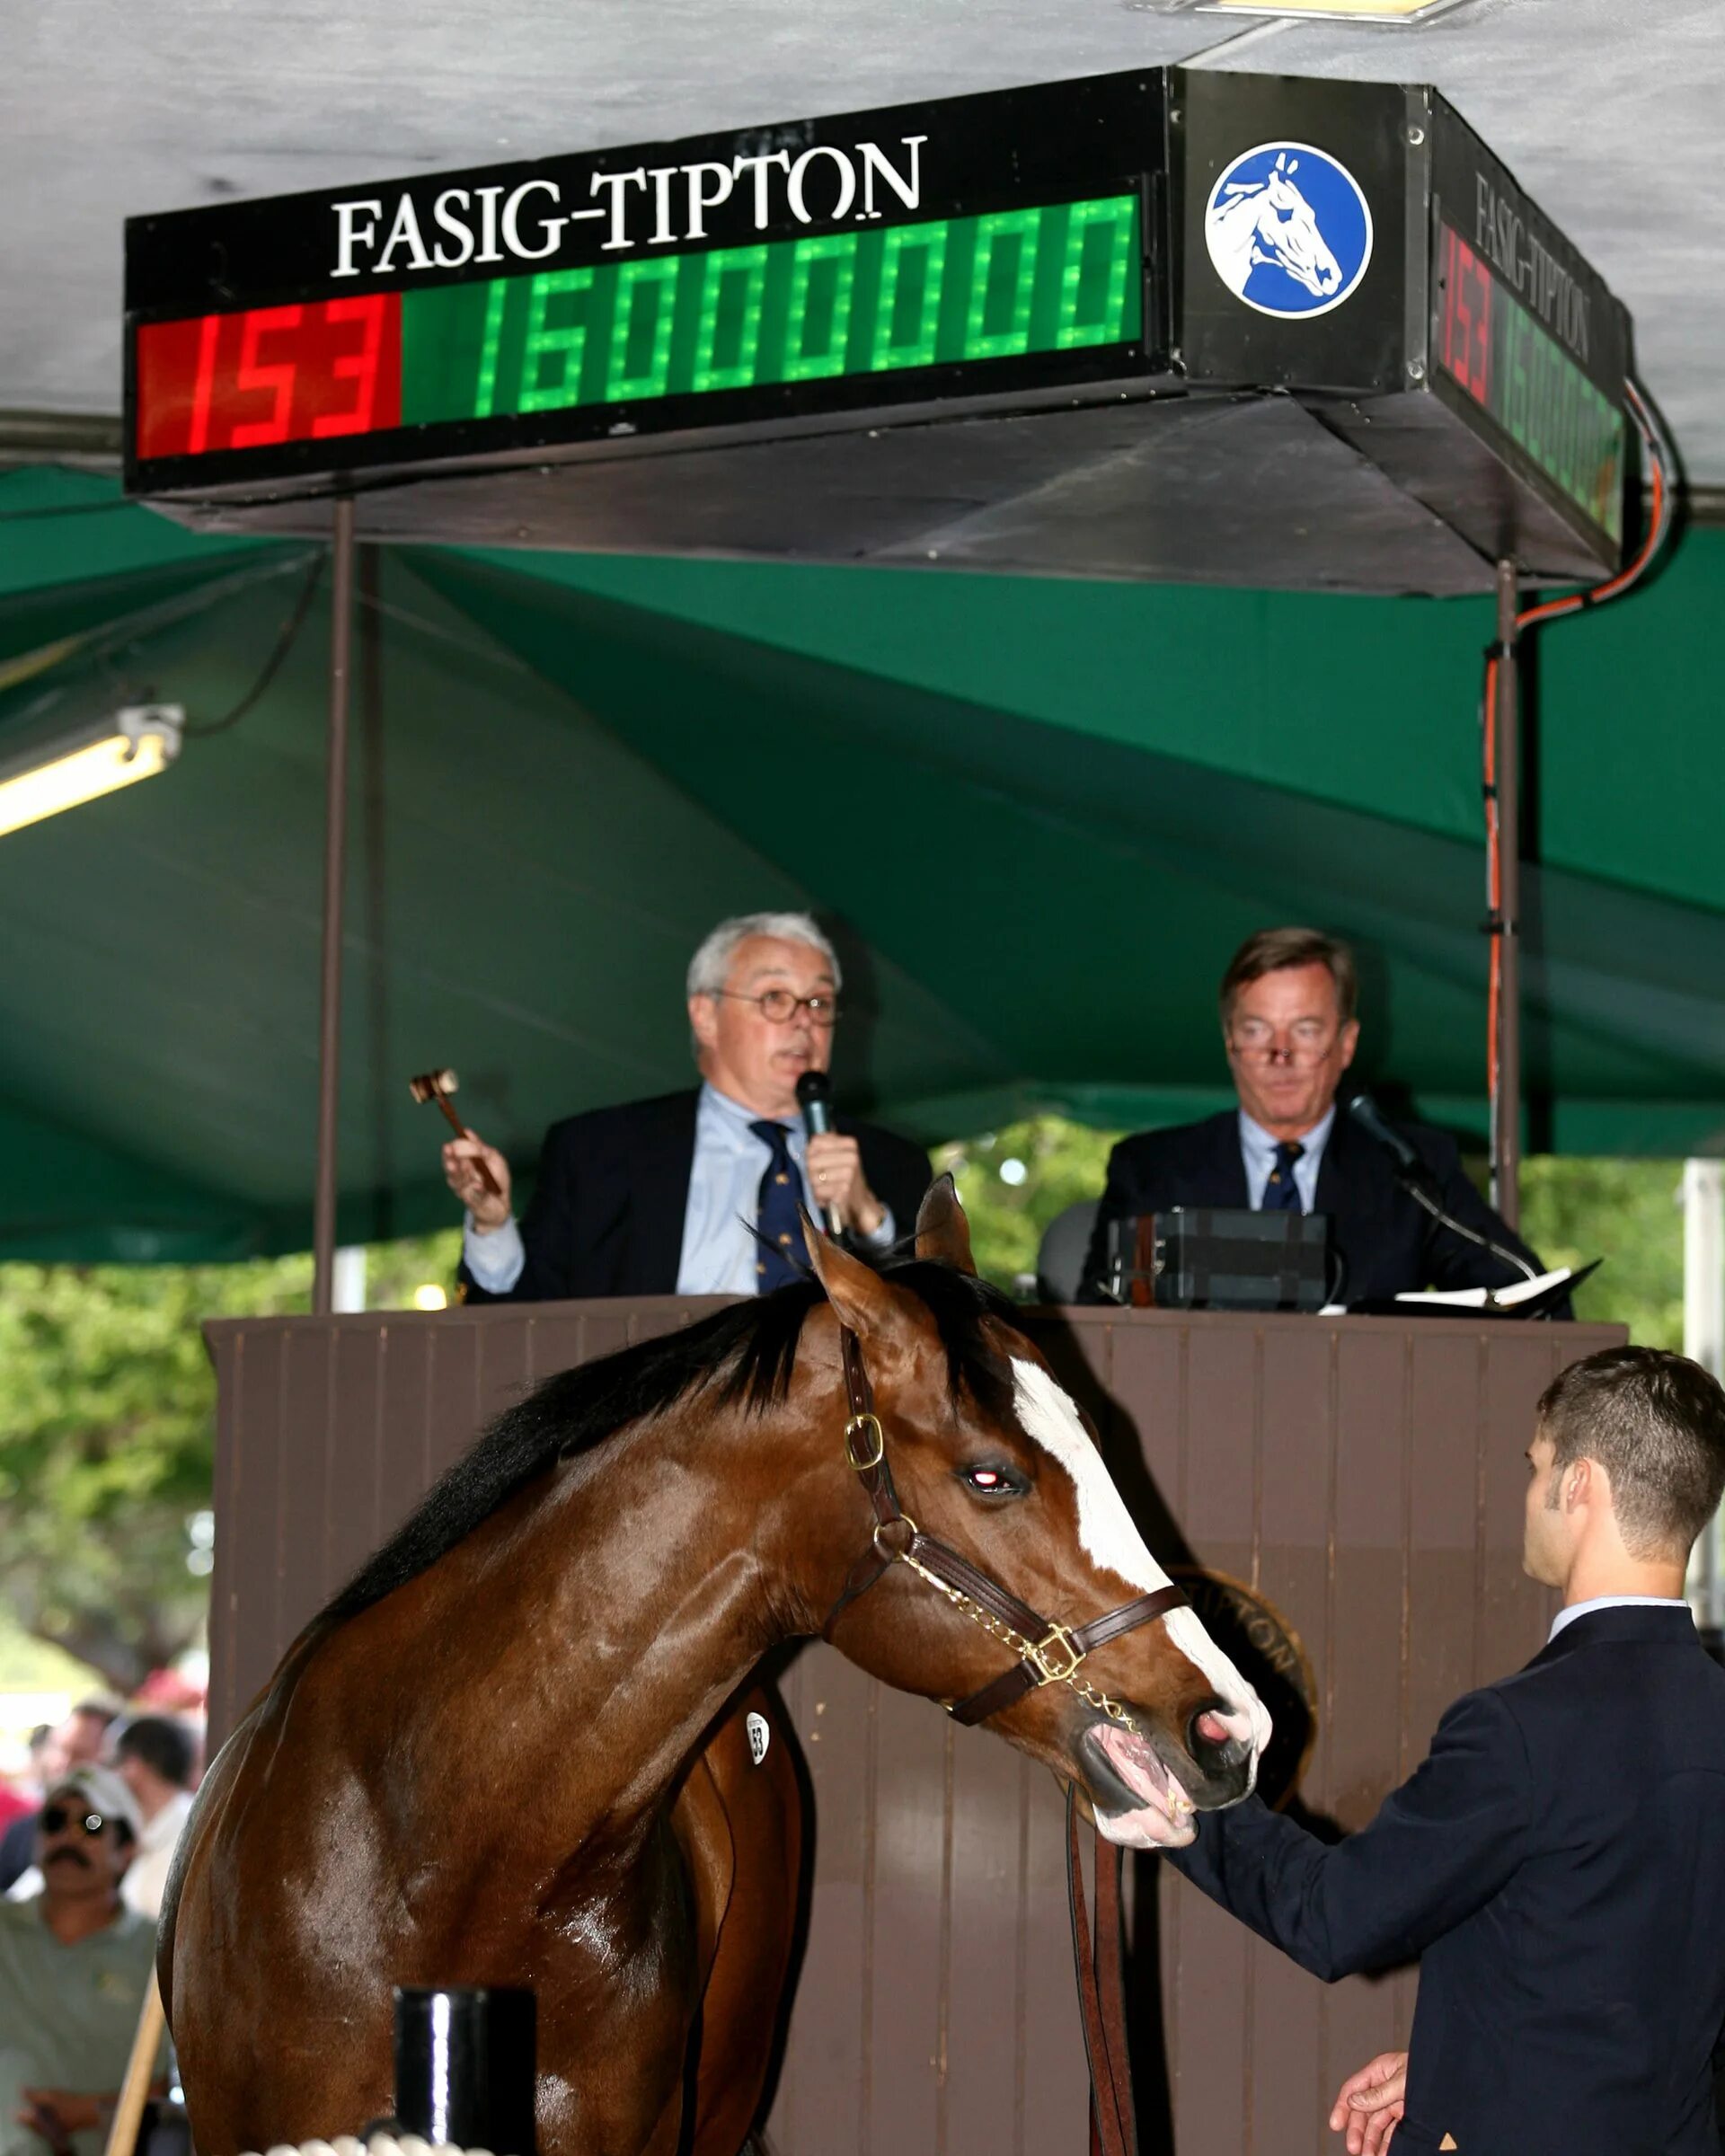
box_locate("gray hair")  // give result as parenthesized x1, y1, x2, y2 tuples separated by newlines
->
(686, 912, 842, 998)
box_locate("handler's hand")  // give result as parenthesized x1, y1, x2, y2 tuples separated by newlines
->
(441, 1130, 512, 1232)
(804, 1132, 883, 1237)
(1329, 2052, 1407, 2156)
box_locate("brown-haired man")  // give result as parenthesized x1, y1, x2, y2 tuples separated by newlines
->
(1083, 925, 1552, 1304)
(1169, 1345, 1725, 2155)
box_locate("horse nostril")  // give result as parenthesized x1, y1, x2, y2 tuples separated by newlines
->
(1188, 1707, 1249, 1776)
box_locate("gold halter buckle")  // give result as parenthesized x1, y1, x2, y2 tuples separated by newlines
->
(1028, 1623, 1083, 1685)
(845, 1412, 885, 1472)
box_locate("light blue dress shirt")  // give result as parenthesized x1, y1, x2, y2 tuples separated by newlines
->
(463, 1080, 896, 1296)
(1238, 1104, 1334, 1214)
(1548, 1594, 1692, 1641)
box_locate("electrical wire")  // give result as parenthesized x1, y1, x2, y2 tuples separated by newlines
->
(1480, 379, 1676, 1135)
(181, 552, 327, 738)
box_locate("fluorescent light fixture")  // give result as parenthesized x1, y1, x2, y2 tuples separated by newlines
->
(0, 704, 184, 839)
(1192, 0, 1473, 19)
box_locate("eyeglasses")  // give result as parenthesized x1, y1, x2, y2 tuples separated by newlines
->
(709, 989, 841, 1028)
(40, 1803, 127, 1842)
(1227, 1021, 1340, 1066)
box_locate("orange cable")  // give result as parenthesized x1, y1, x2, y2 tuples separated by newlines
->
(1478, 381, 1672, 1130)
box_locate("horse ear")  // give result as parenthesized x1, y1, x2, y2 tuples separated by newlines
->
(915, 1174, 976, 1275)
(802, 1211, 910, 1340)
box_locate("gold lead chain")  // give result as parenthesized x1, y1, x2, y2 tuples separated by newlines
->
(893, 1545, 1140, 1736)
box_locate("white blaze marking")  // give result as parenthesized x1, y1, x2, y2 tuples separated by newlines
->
(1010, 1359, 1169, 1594)
(1008, 1359, 1269, 1757)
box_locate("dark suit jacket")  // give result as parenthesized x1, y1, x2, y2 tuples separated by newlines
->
(459, 1087, 933, 1303)
(1169, 1606, 1725, 2155)
(1082, 1106, 1555, 1306)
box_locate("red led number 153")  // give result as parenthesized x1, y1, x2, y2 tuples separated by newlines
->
(135, 296, 402, 461)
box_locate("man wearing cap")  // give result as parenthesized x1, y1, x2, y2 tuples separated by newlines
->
(0, 1766, 164, 2156)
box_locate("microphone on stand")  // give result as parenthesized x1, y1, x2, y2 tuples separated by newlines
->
(1345, 1091, 1438, 1191)
(1345, 1091, 1538, 1284)
(796, 1069, 845, 1236)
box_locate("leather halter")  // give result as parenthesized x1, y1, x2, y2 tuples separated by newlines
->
(821, 1324, 1190, 2156)
(822, 1328, 1186, 1730)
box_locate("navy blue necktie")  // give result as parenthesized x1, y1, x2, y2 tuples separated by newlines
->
(750, 1120, 809, 1291)
(1262, 1140, 1305, 1212)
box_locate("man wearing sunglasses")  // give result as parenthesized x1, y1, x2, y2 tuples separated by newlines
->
(447, 911, 930, 1300)
(0, 1767, 163, 2156)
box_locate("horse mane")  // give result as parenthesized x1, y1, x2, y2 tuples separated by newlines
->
(314, 1257, 1021, 1634)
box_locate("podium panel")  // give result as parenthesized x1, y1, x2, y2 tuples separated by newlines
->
(206, 1302, 1623, 2155)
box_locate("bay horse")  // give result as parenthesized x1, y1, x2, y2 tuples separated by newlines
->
(161, 1182, 1267, 2156)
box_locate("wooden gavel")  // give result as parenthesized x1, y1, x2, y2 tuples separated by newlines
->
(409, 1067, 502, 1198)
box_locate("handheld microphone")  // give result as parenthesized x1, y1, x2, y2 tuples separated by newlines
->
(795, 1070, 845, 1235)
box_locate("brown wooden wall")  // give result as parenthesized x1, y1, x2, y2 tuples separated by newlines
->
(205, 1302, 1623, 2156)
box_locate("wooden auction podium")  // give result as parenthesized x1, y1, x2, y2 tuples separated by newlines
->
(205, 1302, 1623, 2156)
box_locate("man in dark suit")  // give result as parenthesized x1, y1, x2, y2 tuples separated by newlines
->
(1163, 1345, 1725, 2156)
(444, 911, 930, 1301)
(1083, 925, 1552, 1304)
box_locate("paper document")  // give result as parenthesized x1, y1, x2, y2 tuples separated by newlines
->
(1395, 1267, 1577, 1312)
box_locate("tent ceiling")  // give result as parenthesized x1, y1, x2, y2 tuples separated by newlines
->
(1, 467, 1721, 1262)
(3, 0, 1721, 490)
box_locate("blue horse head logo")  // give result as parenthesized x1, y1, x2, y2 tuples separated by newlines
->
(1204, 143, 1375, 319)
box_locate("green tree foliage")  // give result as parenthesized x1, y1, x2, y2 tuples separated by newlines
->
(1519, 1155, 1685, 1348)
(0, 1232, 461, 1692)
(0, 1258, 309, 1692)
(936, 1118, 1125, 1292)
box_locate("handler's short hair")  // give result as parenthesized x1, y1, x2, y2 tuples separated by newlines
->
(1539, 1346, 1725, 1558)
(1220, 927, 1358, 1029)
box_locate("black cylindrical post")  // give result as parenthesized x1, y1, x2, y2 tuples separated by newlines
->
(312, 497, 356, 1315)
(394, 1987, 537, 2155)
(1492, 557, 1521, 1231)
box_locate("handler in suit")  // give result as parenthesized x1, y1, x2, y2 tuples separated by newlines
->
(1083, 925, 1553, 1305)
(445, 911, 931, 1301)
(1167, 1344, 1725, 2156)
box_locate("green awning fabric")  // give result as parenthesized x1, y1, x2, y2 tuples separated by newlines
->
(1, 463, 1721, 1260)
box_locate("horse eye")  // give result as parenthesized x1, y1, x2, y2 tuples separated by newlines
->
(960, 1464, 1022, 1497)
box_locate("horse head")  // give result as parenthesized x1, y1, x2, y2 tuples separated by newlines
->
(1253, 155, 1340, 300)
(801, 1180, 1268, 1848)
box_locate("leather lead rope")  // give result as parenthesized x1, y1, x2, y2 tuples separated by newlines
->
(1068, 1789, 1138, 2156)
(827, 1322, 1179, 2156)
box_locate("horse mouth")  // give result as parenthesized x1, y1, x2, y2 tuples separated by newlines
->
(1082, 1720, 1198, 1850)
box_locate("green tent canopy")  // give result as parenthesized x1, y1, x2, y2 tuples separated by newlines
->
(1, 464, 1721, 1261)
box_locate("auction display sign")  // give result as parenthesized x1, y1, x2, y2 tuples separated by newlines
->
(127, 75, 1166, 487)
(124, 67, 1632, 577)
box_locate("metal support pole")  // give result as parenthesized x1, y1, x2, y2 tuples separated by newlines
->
(1491, 559, 1522, 1232)
(312, 498, 356, 1316)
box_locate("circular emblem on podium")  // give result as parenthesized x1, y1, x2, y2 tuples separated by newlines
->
(1170, 1568, 1317, 1810)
